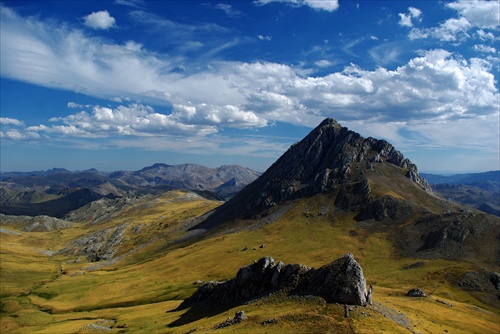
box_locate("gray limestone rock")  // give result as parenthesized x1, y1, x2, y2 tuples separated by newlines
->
(305, 253, 367, 305)
(58, 224, 127, 261)
(178, 253, 367, 310)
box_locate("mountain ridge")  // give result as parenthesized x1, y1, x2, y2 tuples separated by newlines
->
(195, 118, 432, 231)
(0, 163, 260, 217)
(182, 118, 499, 267)
(422, 171, 500, 216)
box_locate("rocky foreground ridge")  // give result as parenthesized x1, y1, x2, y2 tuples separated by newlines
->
(178, 253, 368, 310)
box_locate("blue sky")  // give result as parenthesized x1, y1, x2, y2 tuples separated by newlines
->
(1, 0, 499, 173)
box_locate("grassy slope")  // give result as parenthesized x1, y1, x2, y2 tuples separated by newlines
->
(1, 190, 499, 333)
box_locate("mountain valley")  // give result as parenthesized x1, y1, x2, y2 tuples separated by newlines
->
(1, 119, 499, 333)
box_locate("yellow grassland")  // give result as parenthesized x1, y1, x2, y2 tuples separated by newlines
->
(1, 190, 498, 333)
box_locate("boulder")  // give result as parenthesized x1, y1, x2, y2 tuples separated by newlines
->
(406, 288, 427, 297)
(214, 311, 247, 329)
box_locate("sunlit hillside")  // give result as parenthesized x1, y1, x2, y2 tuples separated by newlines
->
(1, 189, 498, 333)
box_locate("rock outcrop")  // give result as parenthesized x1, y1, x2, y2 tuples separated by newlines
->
(355, 196, 416, 222)
(59, 224, 127, 261)
(178, 253, 367, 310)
(0, 213, 73, 231)
(454, 271, 500, 308)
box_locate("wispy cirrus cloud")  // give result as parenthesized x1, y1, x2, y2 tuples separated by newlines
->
(255, 0, 339, 12)
(114, 0, 144, 9)
(212, 3, 242, 18)
(127, 9, 242, 61)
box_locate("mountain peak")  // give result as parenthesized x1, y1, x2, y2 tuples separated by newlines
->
(318, 117, 342, 128)
(319, 117, 338, 125)
(196, 118, 431, 230)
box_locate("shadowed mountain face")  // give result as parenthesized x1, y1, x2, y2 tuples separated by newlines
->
(197, 118, 431, 230)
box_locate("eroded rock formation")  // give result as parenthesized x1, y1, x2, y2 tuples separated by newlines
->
(178, 253, 367, 310)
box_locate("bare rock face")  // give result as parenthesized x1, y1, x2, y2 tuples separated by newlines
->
(355, 196, 416, 222)
(178, 253, 367, 310)
(393, 210, 500, 263)
(454, 271, 500, 308)
(305, 253, 367, 305)
(418, 220, 471, 251)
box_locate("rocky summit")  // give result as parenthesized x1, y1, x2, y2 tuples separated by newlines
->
(191, 118, 499, 265)
(197, 118, 430, 229)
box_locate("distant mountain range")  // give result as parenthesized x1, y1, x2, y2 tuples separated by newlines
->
(0, 164, 260, 217)
(421, 171, 499, 185)
(421, 171, 499, 216)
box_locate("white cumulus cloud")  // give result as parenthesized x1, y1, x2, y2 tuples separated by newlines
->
(447, 0, 500, 29)
(83, 10, 116, 30)
(409, 0, 499, 42)
(1, 129, 40, 140)
(172, 103, 268, 128)
(36, 103, 220, 138)
(399, 7, 422, 27)
(399, 13, 412, 28)
(0, 117, 24, 126)
(473, 44, 497, 53)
